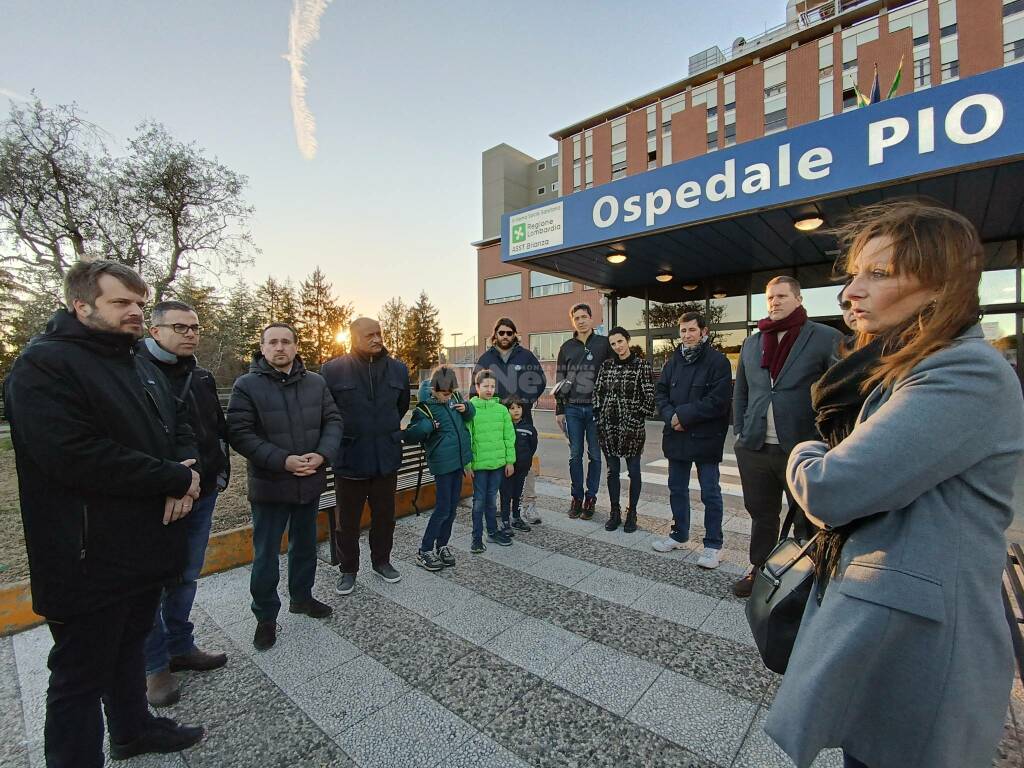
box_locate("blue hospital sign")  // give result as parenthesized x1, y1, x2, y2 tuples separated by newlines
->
(502, 64, 1024, 262)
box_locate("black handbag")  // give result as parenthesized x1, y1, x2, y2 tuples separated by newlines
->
(745, 504, 821, 674)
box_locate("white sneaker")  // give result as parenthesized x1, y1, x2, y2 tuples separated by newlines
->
(652, 536, 688, 553)
(696, 547, 722, 569)
(522, 501, 542, 525)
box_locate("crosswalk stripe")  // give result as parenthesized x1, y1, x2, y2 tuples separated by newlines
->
(623, 471, 745, 496)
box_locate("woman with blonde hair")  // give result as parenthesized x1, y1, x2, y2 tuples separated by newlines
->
(765, 199, 1024, 768)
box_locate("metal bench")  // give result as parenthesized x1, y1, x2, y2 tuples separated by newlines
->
(317, 444, 433, 511)
(1003, 543, 1024, 685)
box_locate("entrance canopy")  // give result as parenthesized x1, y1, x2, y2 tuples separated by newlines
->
(502, 65, 1024, 303)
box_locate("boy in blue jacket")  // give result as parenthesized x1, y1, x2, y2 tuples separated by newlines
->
(403, 368, 474, 571)
(499, 395, 540, 534)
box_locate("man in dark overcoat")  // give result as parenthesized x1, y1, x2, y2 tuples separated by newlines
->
(653, 311, 733, 569)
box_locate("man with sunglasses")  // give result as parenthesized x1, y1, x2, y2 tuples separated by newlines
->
(472, 318, 546, 523)
(138, 301, 230, 706)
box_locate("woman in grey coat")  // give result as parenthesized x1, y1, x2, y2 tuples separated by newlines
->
(765, 201, 1024, 768)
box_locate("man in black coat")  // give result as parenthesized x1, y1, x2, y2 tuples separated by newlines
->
(4, 261, 205, 767)
(554, 303, 612, 519)
(321, 317, 410, 596)
(139, 300, 230, 707)
(653, 312, 733, 570)
(471, 317, 546, 523)
(226, 323, 342, 651)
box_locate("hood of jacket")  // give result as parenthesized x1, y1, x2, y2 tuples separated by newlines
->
(33, 308, 139, 358)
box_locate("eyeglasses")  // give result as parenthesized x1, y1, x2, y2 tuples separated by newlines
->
(155, 323, 202, 336)
(496, 330, 515, 337)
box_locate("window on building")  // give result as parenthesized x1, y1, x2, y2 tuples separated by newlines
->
(537, 187, 545, 195)
(647, 150, 657, 169)
(763, 55, 786, 99)
(819, 38, 834, 73)
(585, 158, 593, 185)
(1006, 14, 1024, 64)
(530, 271, 572, 299)
(485, 274, 521, 305)
(572, 135, 581, 161)
(584, 130, 593, 158)
(661, 93, 685, 127)
(537, 161, 546, 171)
(819, 79, 834, 119)
(706, 131, 718, 151)
(914, 55, 931, 88)
(551, 155, 559, 167)
(611, 117, 627, 180)
(724, 122, 737, 146)
(940, 38, 959, 81)
(890, 4, 929, 47)
(1006, 0, 1024, 18)
(938, 0, 957, 36)
(573, 160, 581, 190)
(662, 133, 672, 165)
(530, 331, 573, 361)
(646, 105, 658, 146)
(551, 181, 559, 192)
(842, 88, 858, 109)
(841, 18, 878, 71)
(724, 75, 736, 115)
(764, 108, 786, 134)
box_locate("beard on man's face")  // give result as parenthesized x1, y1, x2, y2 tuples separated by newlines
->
(80, 311, 144, 339)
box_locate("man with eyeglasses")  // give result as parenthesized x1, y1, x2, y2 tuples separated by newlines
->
(471, 318, 547, 523)
(138, 301, 230, 706)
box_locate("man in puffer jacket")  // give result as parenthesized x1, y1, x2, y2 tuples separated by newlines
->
(226, 323, 343, 651)
(466, 369, 516, 552)
(403, 370, 474, 571)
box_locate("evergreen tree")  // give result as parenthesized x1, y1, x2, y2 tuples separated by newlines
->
(377, 297, 406, 355)
(400, 291, 443, 379)
(296, 267, 353, 369)
(255, 276, 299, 328)
(206, 280, 260, 383)
(165, 275, 222, 367)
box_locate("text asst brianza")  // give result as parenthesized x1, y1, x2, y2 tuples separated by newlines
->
(509, 202, 564, 256)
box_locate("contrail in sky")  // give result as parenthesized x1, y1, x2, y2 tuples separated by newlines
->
(284, 0, 332, 160)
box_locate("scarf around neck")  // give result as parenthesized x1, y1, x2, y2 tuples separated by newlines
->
(757, 305, 808, 380)
(679, 336, 709, 365)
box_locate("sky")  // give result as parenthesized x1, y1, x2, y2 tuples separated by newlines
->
(1, 0, 787, 344)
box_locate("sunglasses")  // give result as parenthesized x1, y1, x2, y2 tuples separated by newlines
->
(496, 330, 515, 337)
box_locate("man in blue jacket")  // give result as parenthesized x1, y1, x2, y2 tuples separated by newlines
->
(652, 312, 732, 569)
(321, 317, 410, 596)
(472, 317, 546, 522)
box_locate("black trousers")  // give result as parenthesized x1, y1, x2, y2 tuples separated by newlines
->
(734, 444, 813, 567)
(334, 473, 398, 573)
(44, 588, 161, 768)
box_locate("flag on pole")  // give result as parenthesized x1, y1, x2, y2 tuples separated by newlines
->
(869, 63, 882, 104)
(886, 55, 905, 99)
(853, 82, 870, 108)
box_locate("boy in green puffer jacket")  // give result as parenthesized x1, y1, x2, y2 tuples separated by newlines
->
(404, 368, 474, 571)
(467, 369, 516, 552)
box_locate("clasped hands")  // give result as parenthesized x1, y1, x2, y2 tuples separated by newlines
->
(671, 414, 685, 432)
(285, 452, 325, 477)
(163, 458, 202, 525)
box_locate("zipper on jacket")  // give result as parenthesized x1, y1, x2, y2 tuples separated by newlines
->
(144, 388, 170, 435)
(79, 504, 89, 573)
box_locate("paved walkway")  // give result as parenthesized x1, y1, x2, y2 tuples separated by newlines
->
(3, 479, 1023, 767)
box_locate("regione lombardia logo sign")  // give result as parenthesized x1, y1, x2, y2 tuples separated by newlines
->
(508, 202, 564, 256)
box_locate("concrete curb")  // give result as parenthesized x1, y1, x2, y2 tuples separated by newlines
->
(0, 475, 475, 637)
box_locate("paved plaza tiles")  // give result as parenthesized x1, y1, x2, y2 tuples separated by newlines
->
(3, 478, 1023, 767)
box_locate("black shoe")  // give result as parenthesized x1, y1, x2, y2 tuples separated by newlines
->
(568, 498, 583, 519)
(581, 497, 596, 520)
(486, 531, 513, 547)
(470, 540, 486, 554)
(436, 545, 456, 567)
(622, 507, 638, 533)
(289, 598, 333, 619)
(416, 549, 444, 571)
(373, 562, 402, 583)
(605, 505, 622, 531)
(499, 523, 516, 537)
(335, 572, 356, 595)
(253, 621, 277, 651)
(511, 518, 531, 532)
(110, 717, 204, 760)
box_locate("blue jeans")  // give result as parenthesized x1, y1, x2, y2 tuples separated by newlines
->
(144, 492, 217, 674)
(667, 460, 724, 549)
(249, 501, 319, 622)
(421, 469, 464, 552)
(605, 454, 642, 509)
(471, 468, 503, 542)
(565, 404, 600, 500)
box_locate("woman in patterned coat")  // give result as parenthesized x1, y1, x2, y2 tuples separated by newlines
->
(593, 326, 655, 532)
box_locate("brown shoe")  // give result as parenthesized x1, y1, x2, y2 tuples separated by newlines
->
(568, 498, 583, 519)
(580, 497, 595, 520)
(732, 570, 756, 598)
(169, 647, 228, 673)
(146, 670, 181, 708)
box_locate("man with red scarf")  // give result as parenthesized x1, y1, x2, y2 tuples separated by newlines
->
(731, 276, 842, 597)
